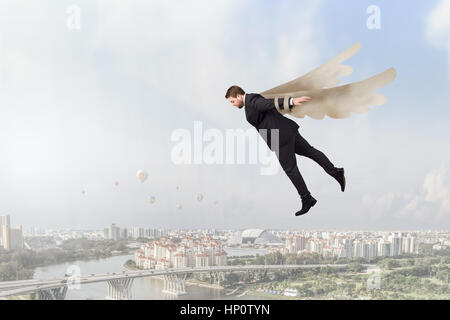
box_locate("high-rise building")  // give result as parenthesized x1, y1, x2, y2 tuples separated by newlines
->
(378, 240, 391, 257)
(131, 227, 145, 239)
(368, 241, 378, 260)
(1, 216, 23, 251)
(362, 242, 370, 260)
(148, 229, 155, 238)
(109, 224, 119, 241)
(195, 252, 209, 267)
(389, 233, 402, 256)
(120, 228, 128, 239)
(409, 236, 417, 254)
(353, 240, 363, 258)
(10, 225, 24, 250)
(1, 215, 11, 250)
(402, 235, 410, 254)
(1, 224, 10, 250)
(310, 240, 324, 254)
(295, 235, 306, 252)
(285, 235, 295, 253)
(343, 238, 353, 259)
(0, 215, 10, 228)
(402, 234, 418, 254)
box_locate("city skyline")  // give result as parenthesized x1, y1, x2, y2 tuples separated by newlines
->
(20, 221, 450, 234)
(16, 219, 449, 262)
(16, 226, 449, 275)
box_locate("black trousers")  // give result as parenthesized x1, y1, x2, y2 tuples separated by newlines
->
(275, 131, 338, 198)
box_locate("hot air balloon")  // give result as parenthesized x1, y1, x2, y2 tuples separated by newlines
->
(136, 170, 148, 183)
(176, 204, 183, 210)
(197, 193, 204, 202)
(148, 196, 156, 204)
(114, 181, 119, 187)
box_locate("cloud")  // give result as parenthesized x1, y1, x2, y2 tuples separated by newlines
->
(425, 0, 450, 51)
(362, 164, 450, 226)
(415, 165, 450, 218)
(93, 0, 325, 126)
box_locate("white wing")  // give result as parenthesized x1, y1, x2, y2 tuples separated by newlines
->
(262, 67, 397, 119)
(261, 42, 362, 94)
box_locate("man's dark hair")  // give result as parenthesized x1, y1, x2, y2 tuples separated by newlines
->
(225, 85, 245, 99)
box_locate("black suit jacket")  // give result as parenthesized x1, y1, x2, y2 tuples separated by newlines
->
(244, 93, 300, 150)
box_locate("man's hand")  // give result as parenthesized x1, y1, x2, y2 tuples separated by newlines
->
(292, 96, 312, 106)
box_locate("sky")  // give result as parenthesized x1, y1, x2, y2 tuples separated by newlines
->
(0, 0, 449, 231)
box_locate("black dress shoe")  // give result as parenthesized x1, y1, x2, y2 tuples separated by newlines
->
(295, 195, 317, 216)
(334, 168, 346, 192)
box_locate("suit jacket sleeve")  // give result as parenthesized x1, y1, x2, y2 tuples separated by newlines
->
(251, 94, 293, 113)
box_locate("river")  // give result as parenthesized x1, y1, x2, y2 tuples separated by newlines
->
(32, 247, 271, 300)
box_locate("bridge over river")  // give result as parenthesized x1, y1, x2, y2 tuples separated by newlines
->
(0, 264, 372, 300)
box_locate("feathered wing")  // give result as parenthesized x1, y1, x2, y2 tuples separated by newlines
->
(259, 41, 397, 119)
(260, 42, 362, 94)
(263, 67, 397, 119)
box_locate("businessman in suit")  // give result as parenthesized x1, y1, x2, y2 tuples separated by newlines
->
(225, 85, 345, 216)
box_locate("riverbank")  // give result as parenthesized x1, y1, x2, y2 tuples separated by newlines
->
(28, 250, 134, 272)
